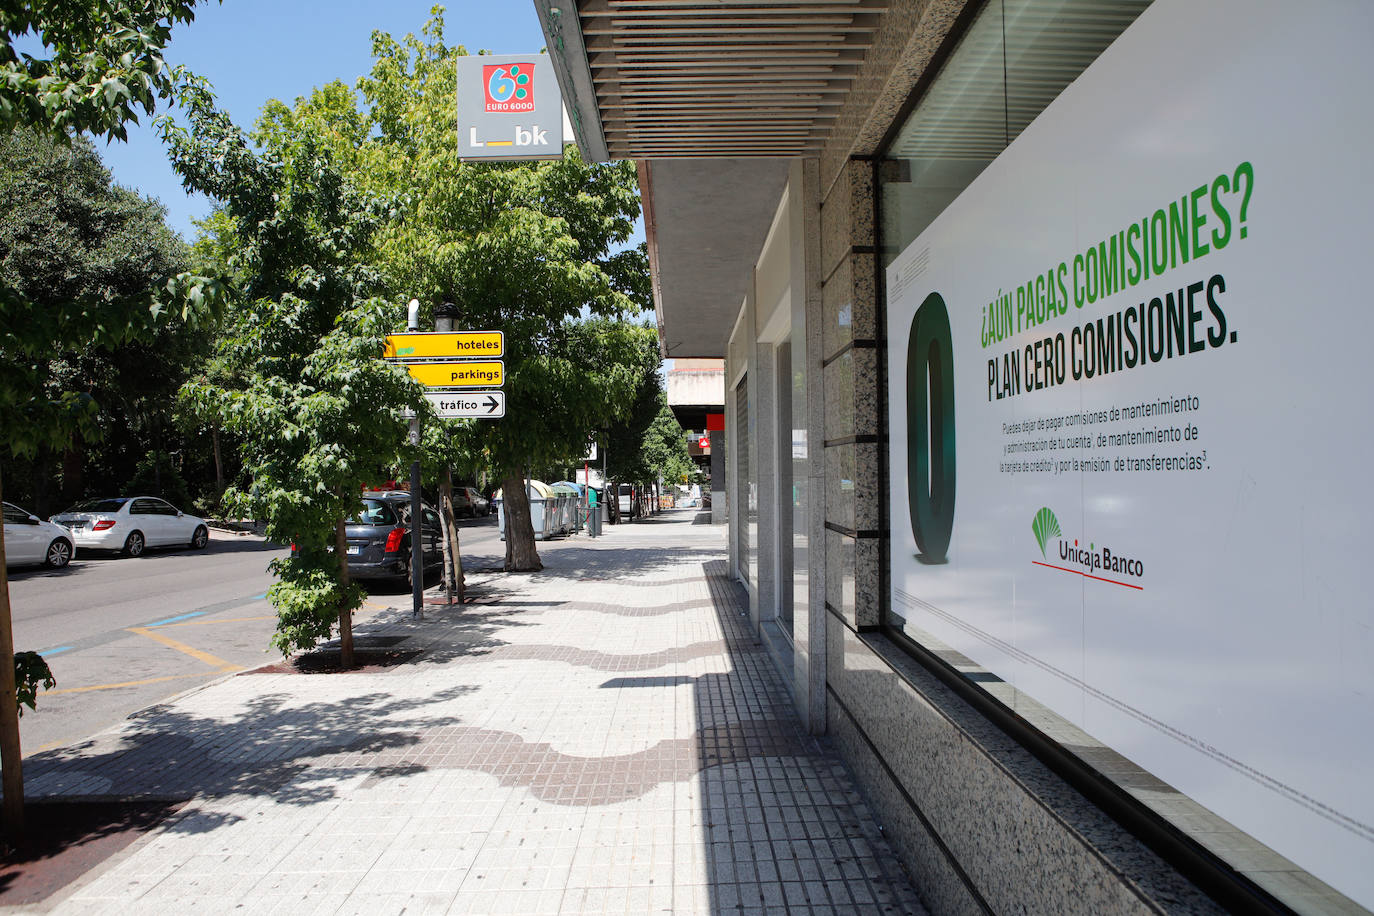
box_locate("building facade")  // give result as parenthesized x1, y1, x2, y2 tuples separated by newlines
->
(537, 1, 1374, 912)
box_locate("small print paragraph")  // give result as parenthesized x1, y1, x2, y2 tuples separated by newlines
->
(999, 393, 1206, 476)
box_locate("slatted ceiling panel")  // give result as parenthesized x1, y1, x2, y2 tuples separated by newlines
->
(574, 0, 885, 157)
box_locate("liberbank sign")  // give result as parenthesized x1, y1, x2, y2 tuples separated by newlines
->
(457, 54, 563, 160)
(885, 0, 1373, 907)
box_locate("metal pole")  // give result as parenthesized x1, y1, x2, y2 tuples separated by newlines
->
(407, 299, 423, 619)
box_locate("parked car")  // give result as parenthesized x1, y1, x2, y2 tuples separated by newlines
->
(3, 502, 76, 569)
(50, 497, 208, 557)
(452, 486, 492, 518)
(339, 491, 443, 587)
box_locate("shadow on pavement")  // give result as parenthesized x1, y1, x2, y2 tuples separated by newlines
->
(25, 684, 476, 807)
(0, 800, 187, 907)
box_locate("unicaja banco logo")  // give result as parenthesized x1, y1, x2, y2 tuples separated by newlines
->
(484, 63, 535, 113)
(1030, 507, 1145, 588)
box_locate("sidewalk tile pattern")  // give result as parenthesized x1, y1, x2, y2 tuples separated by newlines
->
(24, 514, 925, 915)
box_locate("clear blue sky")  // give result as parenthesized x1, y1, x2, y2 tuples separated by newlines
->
(95, 0, 552, 240)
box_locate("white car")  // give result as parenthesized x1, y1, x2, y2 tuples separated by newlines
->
(50, 497, 209, 558)
(3, 502, 76, 569)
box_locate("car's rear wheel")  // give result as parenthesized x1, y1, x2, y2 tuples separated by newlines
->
(190, 525, 209, 549)
(397, 556, 416, 592)
(44, 538, 72, 568)
(123, 531, 145, 558)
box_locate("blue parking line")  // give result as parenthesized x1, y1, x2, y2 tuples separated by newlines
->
(147, 611, 207, 627)
(252, 593, 268, 600)
(38, 646, 73, 658)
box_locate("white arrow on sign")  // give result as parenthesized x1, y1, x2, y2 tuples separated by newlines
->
(405, 390, 505, 419)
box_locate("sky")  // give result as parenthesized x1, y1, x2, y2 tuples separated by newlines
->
(90, 0, 553, 240)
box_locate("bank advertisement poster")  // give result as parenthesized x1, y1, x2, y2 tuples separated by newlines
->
(885, 0, 1373, 904)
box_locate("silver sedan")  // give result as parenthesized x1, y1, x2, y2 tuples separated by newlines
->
(50, 497, 209, 558)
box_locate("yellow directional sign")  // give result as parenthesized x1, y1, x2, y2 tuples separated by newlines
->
(384, 330, 503, 360)
(406, 361, 504, 388)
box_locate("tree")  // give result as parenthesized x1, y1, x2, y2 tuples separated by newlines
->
(0, 0, 220, 841)
(357, 16, 652, 570)
(638, 403, 694, 496)
(245, 12, 655, 571)
(599, 336, 671, 522)
(0, 129, 214, 516)
(0, 1, 209, 141)
(162, 80, 425, 666)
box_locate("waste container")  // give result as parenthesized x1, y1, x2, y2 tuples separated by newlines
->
(586, 487, 602, 537)
(551, 482, 580, 535)
(495, 480, 561, 540)
(552, 482, 585, 533)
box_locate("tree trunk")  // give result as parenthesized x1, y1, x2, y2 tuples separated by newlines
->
(438, 477, 453, 603)
(501, 472, 542, 572)
(0, 465, 25, 841)
(211, 425, 224, 496)
(32, 448, 50, 519)
(440, 469, 464, 603)
(335, 517, 354, 668)
(62, 441, 83, 509)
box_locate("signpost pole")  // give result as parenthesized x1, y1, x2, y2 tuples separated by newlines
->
(407, 300, 424, 620)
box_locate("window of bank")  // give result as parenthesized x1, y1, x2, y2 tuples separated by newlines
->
(877, 0, 1364, 911)
(879, 0, 1151, 267)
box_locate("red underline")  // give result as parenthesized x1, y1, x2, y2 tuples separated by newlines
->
(1032, 560, 1144, 590)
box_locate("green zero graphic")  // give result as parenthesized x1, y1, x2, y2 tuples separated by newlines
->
(907, 291, 956, 563)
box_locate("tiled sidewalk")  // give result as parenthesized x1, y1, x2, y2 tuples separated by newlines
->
(25, 511, 925, 915)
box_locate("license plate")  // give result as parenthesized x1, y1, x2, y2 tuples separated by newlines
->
(346, 546, 361, 556)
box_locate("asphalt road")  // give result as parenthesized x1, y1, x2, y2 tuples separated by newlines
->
(6, 513, 504, 756)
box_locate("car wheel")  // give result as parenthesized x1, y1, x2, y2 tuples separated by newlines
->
(123, 531, 145, 558)
(191, 525, 209, 549)
(44, 538, 72, 569)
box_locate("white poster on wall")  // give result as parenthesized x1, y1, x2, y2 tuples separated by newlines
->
(886, 0, 1373, 905)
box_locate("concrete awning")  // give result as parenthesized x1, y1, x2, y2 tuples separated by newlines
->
(535, 0, 883, 356)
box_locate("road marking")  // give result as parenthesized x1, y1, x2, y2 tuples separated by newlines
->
(38, 646, 74, 657)
(126, 626, 243, 673)
(46, 670, 222, 696)
(147, 610, 207, 627)
(157, 615, 276, 628)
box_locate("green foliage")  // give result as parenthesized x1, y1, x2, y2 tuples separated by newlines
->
(0, 127, 224, 466)
(266, 550, 367, 655)
(640, 404, 694, 488)
(0, 1, 211, 141)
(353, 16, 653, 478)
(13, 651, 55, 717)
(602, 338, 674, 486)
(234, 11, 656, 568)
(162, 79, 426, 655)
(123, 450, 194, 509)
